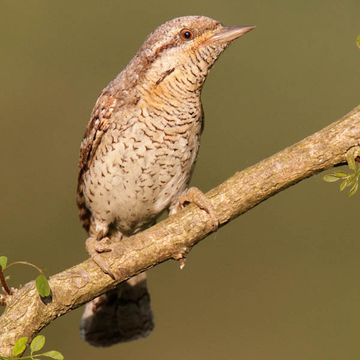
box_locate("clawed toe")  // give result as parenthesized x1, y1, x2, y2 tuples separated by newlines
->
(178, 187, 219, 231)
(94, 237, 112, 253)
(86, 237, 117, 279)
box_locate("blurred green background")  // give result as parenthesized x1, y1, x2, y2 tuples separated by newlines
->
(1, 0, 360, 359)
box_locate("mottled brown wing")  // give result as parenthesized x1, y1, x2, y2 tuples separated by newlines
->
(77, 89, 117, 232)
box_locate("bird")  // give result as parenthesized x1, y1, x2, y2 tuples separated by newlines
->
(77, 15, 254, 347)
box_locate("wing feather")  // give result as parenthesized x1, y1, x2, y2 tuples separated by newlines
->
(76, 89, 117, 231)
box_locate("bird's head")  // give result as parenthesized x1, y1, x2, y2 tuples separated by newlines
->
(131, 16, 255, 94)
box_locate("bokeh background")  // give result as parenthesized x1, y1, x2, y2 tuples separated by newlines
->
(1, 1, 360, 359)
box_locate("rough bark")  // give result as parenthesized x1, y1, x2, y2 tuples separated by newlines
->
(0, 105, 360, 356)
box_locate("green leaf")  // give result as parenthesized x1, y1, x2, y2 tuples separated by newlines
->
(347, 155, 356, 171)
(357, 35, 360, 48)
(30, 335, 46, 353)
(12, 336, 28, 357)
(349, 181, 359, 197)
(348, 175, 357, 188)
(323, 174, 340, 182)
(42, 350, 64, 360)
(0, 256, 7, 271)
(334, 172, 348, 178)
(339, 179, 348, 191)
(35, 274, 51, 298)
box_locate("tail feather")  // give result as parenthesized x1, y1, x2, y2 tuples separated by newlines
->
(80, 273, 154, 346)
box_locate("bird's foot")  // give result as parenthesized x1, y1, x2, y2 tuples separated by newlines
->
(177, 187, 219, 231)
(86, 236, 118, 279)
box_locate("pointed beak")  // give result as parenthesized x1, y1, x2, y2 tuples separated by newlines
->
(210, 25, 255, 43)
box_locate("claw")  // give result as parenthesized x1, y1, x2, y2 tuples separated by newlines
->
(178, 187, 219, 231)
(86, 237, 116, 279)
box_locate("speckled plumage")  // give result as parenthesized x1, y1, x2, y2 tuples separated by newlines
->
(77, 15, 254, 346)
(77, 16, 224, 236)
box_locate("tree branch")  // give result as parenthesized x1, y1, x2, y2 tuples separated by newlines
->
(1, 105, 360, 356)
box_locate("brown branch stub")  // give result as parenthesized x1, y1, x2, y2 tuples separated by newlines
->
(0, 105, 360, 356)
(0, 294, 7, 307)
(0, 269, 12, 296)
(346, 145, 360, 162)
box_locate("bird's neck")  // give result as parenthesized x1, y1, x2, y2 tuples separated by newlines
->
(109, 50, 209, 125)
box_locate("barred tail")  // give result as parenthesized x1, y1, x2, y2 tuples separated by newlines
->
(80, 273, 154, 346)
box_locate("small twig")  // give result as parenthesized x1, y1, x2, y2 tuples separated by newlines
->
(6, 261, 43, 274)
(0, 269, 12, 296)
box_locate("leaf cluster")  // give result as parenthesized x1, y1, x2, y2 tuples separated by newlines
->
(0, 335, 63, 360)
(323, 153, 360, 196)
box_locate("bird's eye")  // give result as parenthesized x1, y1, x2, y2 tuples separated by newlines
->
(180, 29, 193, 40)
